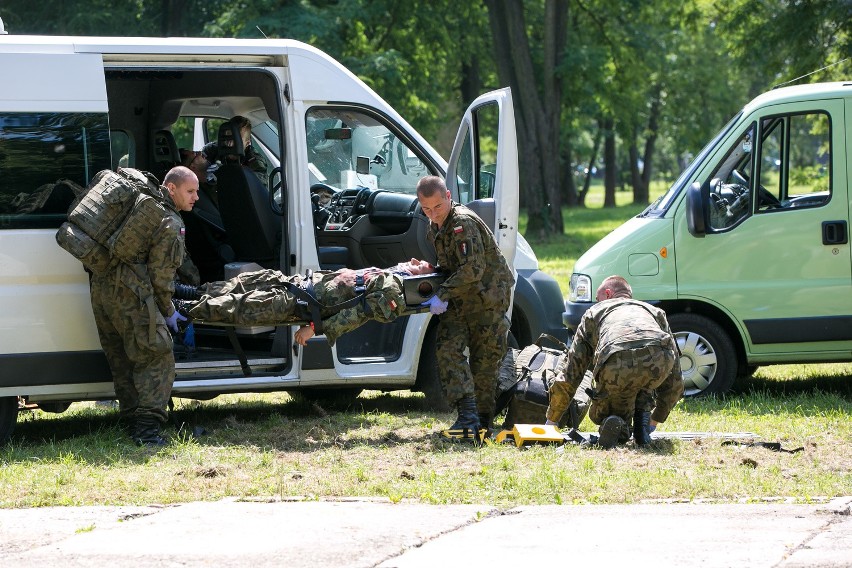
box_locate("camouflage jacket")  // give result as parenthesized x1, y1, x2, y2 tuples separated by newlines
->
(427, 203, 513, 318)
(309, 267, 407, 345)
(547, 298, 682, 423)
(111, 192, 191, 319)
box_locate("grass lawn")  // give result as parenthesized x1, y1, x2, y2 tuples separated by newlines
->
(2, 181, 850, 507)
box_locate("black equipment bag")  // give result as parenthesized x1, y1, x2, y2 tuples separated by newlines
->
(495, 333, 591, 430)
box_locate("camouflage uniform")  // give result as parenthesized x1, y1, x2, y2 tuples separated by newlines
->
(428, 203, 514, 417)
(89, 192, 193, 426)
(187, 267, 408, 346)
(546, 298, 684, 439)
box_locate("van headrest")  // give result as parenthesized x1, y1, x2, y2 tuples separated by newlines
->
(217, 120, 245, 163)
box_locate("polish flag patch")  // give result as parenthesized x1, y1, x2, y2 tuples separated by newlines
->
(453, 225, 464, 234)
(180, 227, 186, 237)
(390, 299, 397, 310)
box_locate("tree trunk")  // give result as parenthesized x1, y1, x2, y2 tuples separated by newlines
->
(485, 0, 566, 238)
(577, 128, 602, 208)
(602, 116, 617, 208)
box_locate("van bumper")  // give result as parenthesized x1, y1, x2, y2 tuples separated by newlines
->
(563, 300, 593, 333)
(514, 269, 570, 344)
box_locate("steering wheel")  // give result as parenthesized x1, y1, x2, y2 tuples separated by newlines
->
(310, 183, 337, 229)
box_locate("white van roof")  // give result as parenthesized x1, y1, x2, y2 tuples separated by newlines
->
(744, 81, 852, 113)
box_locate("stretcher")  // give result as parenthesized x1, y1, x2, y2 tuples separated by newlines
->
(175, 272, 447, 376)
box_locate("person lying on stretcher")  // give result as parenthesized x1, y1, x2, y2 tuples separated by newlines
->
(172, 259, 441, 346)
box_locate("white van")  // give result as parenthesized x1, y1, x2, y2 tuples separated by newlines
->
(0, 34, 567, 442)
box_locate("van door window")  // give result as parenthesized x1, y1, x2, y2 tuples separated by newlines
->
(706, 124, 756, 231)
(757, 112, 830, 211)
(0, 113, 111, 229)
(704, 110, 832, 232)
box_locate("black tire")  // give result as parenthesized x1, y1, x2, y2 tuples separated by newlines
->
(667, 313, 737, 397)
(296, 388, 363, 409)
(414, 324, 449, 411)
(38, 402, 72, 414)
(0, 396, 18, 445)
(415, 324, 517, 412)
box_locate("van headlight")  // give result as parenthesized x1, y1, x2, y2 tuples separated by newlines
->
(569, 274, 592, 302)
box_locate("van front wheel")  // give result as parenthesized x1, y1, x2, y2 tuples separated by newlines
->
(0, 396, 18, 445)
(667, 313, 737, 397)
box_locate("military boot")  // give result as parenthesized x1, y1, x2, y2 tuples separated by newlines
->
(597, 415, 626, 449)
(441, 396, 483, 442)
(633, 409, 652, 447)
(478, 412, 494, 440)
(131, 416, 167, 447)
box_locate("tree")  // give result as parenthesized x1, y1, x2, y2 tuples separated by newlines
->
(485, 0, 566, 237)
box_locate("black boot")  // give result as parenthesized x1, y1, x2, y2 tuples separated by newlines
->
(441, 396, 482, 442)
(633, 410, 652, 447)
(131, 416, 167, 447)
(597, 415, 626, 449)
(173, 283, 201, 301)
(478, 413, 494, 439)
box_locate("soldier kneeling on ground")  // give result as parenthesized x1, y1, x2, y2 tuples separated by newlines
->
(544, 275, 683, 449)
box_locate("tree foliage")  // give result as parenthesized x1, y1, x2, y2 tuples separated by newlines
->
(2, 0, 848, 237)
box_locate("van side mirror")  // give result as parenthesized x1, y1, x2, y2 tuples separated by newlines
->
(686, 181, 707, 236)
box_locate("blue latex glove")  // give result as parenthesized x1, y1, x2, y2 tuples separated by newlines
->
(646, 423, 657, 435)
(166, 310, 187, 333)
(421, 295, 448, 315)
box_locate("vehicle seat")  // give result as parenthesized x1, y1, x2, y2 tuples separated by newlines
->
(151, 130, 180, 182)
(215, 119, 280, 266)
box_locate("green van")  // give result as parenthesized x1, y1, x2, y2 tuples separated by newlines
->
(564, 82, 851, 396)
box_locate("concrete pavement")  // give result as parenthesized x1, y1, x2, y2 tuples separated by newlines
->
(1, 497, 850, 566)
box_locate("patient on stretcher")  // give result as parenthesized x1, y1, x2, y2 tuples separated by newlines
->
(174, 259, 443, 346)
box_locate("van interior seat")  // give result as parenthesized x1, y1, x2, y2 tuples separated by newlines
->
(215, 119, 280, 267)
(151, 130, 180, 183)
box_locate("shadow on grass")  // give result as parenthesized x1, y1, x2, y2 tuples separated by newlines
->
(3, 391, 460, 463)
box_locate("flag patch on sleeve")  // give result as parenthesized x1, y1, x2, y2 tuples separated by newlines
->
(453, 225, 464, 234)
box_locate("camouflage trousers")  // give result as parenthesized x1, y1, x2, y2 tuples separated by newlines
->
(90, 274, 175, 425)
(436, 311, 510, 416)
(588, 344, 676, 438)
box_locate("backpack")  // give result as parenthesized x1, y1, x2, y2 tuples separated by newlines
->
(55, 168, 167, 273)
(495, 333, 591, 430)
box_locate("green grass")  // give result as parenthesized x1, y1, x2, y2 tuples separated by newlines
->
(2, 378, 850, 507)
(2, 181, 850, 507)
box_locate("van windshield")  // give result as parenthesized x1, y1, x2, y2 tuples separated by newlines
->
(642, 111, 742, 216)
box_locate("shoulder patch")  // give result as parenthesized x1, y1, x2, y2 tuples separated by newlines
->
(453, 225, 464, 234)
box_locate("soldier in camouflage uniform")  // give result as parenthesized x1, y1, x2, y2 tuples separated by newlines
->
(545, 275, 683, 448)
(416, 175, 514, 441)
(89, 166, 199, 447)
(180, 259, 436, 346)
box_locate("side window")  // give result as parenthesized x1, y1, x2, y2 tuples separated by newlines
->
(0, 113, 111, 229)
(110, 130, 135, 170)
(305, 108, 430, 194)
(757, 112, 830, 211)
(705, 124, 756, 232)
(704, 110, 832, 232)
(456, 102, 499, 206)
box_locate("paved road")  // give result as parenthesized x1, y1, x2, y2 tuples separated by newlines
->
(1, 497, 850, 566)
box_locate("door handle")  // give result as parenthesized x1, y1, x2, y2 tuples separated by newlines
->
(822, 220, 848, 245)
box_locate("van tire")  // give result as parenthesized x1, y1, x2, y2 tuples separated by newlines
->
(667, 313, 737, 397)
(415, 324, 517, 412)
(0, 396, 18, 445)
(415, 324, 449, 411)
(296, 388, 363, 409)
